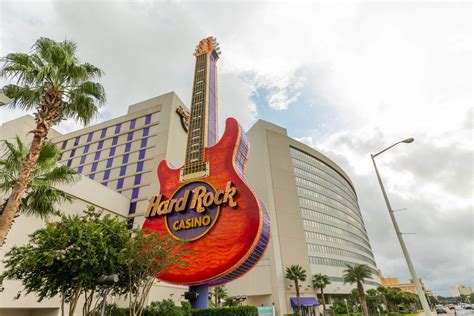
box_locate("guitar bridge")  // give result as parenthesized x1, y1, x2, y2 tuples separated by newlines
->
(180, 162, 210, 182)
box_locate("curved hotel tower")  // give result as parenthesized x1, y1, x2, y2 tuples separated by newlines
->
(227, 120, 380, 314)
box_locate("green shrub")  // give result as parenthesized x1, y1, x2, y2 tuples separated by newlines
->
(191, 306, 258, 316)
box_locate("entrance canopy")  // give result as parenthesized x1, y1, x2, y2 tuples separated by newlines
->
(290, 297, 320, 307)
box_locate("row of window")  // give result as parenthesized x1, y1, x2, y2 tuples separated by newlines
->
(66, 128, 150, 167)
(61, 114, 152, 151)
(292, 157, 356, 201)
(302, 218, 370, 248)
(308, 256, 378, 275)
(297, 186, 361, 219)
(304, 230, 373, 256)
(301, 207, 367, 237)
(295, 175, 359, 211)
(290, 147, 357, 199)
(306, 243, 376, 266)
(327, 276, 380, 287)
(299, 196, 364, 227)
(294, 167, 357, 206)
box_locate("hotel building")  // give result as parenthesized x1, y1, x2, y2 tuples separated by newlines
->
(0, 92, 380, 316)
(226, 120, 380, 314)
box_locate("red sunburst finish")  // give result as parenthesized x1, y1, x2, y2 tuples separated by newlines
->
(142, 118, 270, 285)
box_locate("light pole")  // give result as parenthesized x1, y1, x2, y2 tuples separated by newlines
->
(96, 274, 119, 316)
(371, 138, 432, 316)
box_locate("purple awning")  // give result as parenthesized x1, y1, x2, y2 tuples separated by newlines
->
(290, 297, 320, 307)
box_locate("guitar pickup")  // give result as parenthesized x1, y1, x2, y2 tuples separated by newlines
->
(180, 162, 210, 182)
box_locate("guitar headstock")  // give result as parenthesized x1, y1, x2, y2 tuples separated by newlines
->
(194, 37, 221, 57)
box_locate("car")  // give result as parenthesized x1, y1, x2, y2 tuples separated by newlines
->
(436, 307, 447, 314)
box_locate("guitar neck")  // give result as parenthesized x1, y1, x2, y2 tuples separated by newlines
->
(183, 45, 219, 177)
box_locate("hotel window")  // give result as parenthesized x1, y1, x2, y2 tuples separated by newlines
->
(67, 160, 72, 167)
(106, 158, 113, 169)
(61, 141, 67, 149)
(125, 143, 131, 153)
(74, 136, 80, 146)
(145, 114, 151, 125)
(143, 127, 149, 137)
(100, 128, 107, 138)
(91, 162, 98, 173)
(94, 151, 101, 161)
(129, 202, 137, 214)
(83, 144, 90, 154)
(130, 119, 136, 129)
(97, 140, 104, 150)
(127, 132, 133, 142)
(127, 218, 134, 230)
(87, 132, 93, 142)
(80, 155, 86, 165)
(103, 170, 110, 181)
(132, 187, 139, 199)
(105, 158, 114, 168)
(136, 161, 144, 172)
(119, 166, 127, 176)
(122, 154, 129, 164)
(70, 148, 76, 157)
(89, 174, 95, 180)
(78, 166, 83, 174)
(134, 174, 141, 185)
(139, 149, 146, 160)
(114, 124, 121, 134)
(109, 147, 116, 157)
(141, 139, 147, 148)
(112, 136, 118, 146)
(102, 181, 108, 186)
(117, 178, 124, 189)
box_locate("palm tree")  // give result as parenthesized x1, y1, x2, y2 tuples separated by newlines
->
(210, 285, 228, 308)
(286, 265, 307, 316)
(0, 37, 105, 244)
(0, 137, 77, 220)
(343, 264, 372, 316)
(312, 273, 331, 312)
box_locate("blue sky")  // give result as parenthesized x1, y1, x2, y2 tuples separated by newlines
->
(0, 1, 472, 296)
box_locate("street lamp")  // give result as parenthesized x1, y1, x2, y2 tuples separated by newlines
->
(370, 138, 432, 316)
(96, 274, 119, 316)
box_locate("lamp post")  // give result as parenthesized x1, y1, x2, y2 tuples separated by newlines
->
(370, 138, 432, 316)
(96, 274, 119, 316)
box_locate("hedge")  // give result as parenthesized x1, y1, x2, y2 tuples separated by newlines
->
(191, 306, 258, 316)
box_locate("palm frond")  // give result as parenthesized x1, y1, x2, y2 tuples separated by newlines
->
(0, 136, 76, 218)
(61, 94, 99, 125)
(2, 84, 43, 111)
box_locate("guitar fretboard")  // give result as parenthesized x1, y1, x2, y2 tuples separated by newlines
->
(183, 54, 208, 175)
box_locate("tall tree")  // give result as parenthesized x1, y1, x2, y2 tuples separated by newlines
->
(117, 228, 188, 316)
(210, 285, 228, 308)
(312, 273, 331, 312)
(343, 264, 372, 316)
(0, 37, 105, 245)
(286, 265, 307, 316)
(0, 137, 76, 219)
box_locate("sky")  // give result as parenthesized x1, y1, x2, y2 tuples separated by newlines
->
(0, 1, 472, 296)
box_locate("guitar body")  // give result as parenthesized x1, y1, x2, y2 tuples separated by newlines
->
(142, 118, 270, 285)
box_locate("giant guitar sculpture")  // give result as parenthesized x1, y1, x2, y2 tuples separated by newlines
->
(142, 37, 270, 286)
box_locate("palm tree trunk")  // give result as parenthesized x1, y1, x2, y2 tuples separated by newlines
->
(357, 282, 369, 316)
(0, 89, 61, 246)
(296, 280, 302, 316)
(321, 287, 326, 312)
(0, 131, 46, 245)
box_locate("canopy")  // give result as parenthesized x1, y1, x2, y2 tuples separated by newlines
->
(290, 297, 320, 307)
